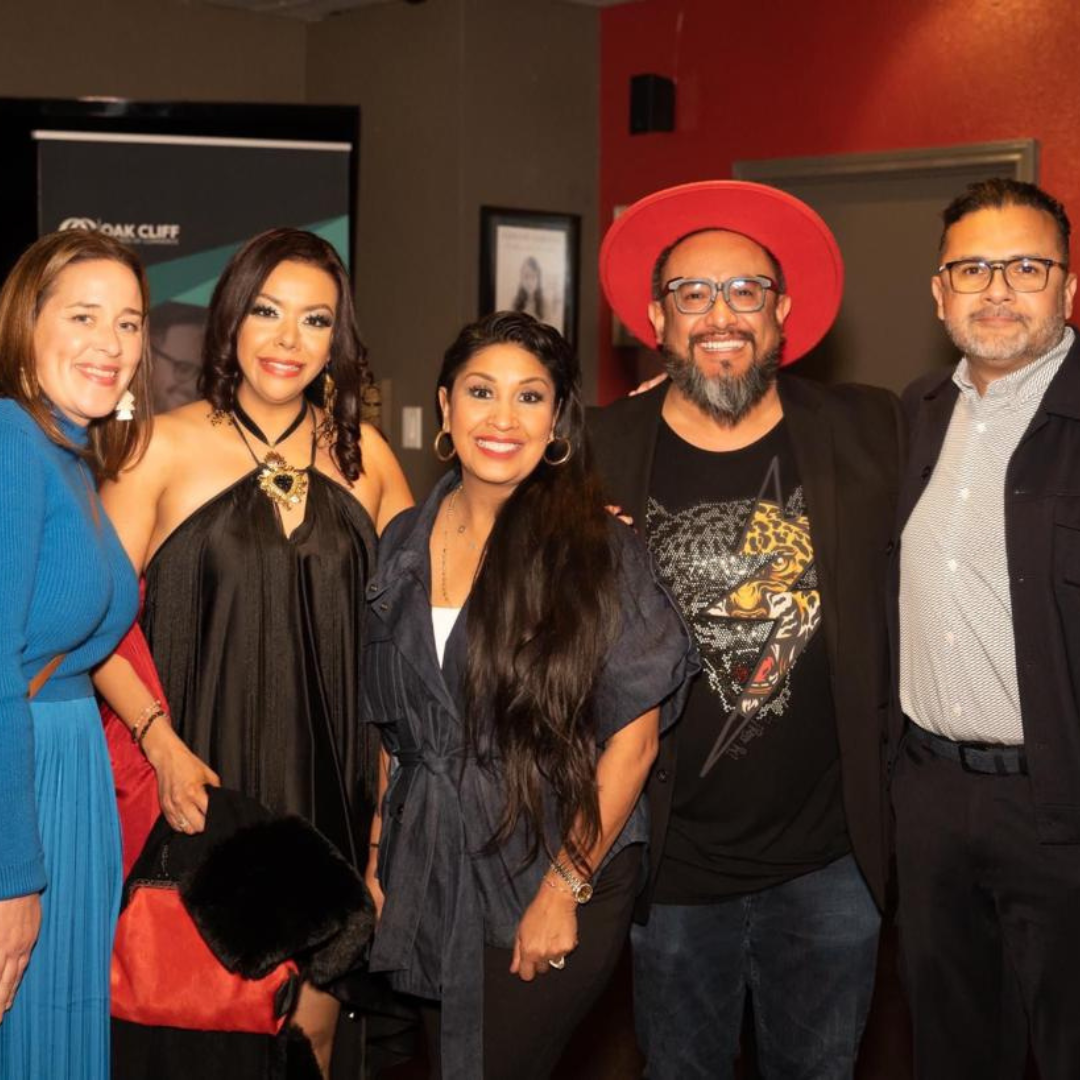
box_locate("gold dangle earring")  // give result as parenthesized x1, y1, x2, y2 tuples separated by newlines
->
(319, 366, 337, 442)
(209, 370, 239, 427)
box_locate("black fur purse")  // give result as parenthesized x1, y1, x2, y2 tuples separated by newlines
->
(111, 787, 375, 1034)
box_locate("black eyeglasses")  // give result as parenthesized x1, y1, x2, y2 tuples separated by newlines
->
(937, 257, 1068, 294)
(663, 275, 777, 315)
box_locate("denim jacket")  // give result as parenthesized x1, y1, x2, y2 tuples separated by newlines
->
(361, 471, 696, 1078)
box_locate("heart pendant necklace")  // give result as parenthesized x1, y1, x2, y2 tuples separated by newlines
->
(232, 399, 314, 511)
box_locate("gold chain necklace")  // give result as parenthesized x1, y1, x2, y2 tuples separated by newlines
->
(440, 486, 480, 604)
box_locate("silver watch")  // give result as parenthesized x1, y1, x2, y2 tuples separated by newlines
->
(549, 859, 594, 904)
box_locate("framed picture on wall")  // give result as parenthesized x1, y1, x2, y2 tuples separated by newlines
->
(480, 206, 580, 346)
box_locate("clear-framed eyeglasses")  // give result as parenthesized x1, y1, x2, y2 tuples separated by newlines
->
(663, 275, 778, 315)
(937, 256, 1069, 294)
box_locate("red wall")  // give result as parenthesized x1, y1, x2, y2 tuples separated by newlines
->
(598, 0, 1080, 400)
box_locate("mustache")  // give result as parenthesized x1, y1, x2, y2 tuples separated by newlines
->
(689, 330, 755, 348)
(969, 308, 1027, 324)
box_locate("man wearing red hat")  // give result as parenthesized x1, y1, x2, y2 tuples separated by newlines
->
(588, 181, 903, 1078)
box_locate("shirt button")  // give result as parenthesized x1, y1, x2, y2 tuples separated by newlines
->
(959, 488, 970, 501)
(945, 632, 955, 645)
(977, 422, 987, 433)
(393, 804, 405, 821)
(952, 704, 962, 717)
(921, 466, 933, 479)
(655, 768, 669, 783)
(948, 559, 958, 572)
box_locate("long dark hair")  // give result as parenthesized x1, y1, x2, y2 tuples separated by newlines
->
(201, 228, 377, 482)
(438, 311, 620, 872)
(0, 230, 152, 481)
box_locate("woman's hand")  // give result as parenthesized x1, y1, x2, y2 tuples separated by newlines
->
(0, 893, 41, 1020)
(364, 854, 385, 925)
(141, 723, 220, 834)
(510, 881, 579, 982)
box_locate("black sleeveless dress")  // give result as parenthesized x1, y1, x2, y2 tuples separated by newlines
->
(114, 470, 416, 1077)
(141, 467, 377, 865)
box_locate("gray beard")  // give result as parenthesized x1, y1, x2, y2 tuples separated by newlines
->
(945, 308, 1066, 370)
(662, 341, 781, 426)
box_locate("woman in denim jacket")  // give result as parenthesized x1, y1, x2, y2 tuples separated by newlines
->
(362, 312, 696, 1079)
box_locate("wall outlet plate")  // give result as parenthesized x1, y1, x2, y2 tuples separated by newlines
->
(402, 405, 423, 450)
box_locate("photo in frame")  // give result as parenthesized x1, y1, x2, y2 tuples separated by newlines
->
(479, 207, 580, 346)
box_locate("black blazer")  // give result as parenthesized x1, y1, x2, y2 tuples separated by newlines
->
(888, 333, 1080, 844)
(586, 375, 905, 911)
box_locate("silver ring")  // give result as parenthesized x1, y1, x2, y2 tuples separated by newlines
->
(548, 956, 566, 970)
(176, 815, 189, 830)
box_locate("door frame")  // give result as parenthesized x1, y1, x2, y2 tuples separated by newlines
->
(733, 139, 1037, 186)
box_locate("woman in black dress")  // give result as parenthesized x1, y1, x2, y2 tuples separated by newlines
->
(362, 312, 695, 1078)
(96, 229, 412, 1077)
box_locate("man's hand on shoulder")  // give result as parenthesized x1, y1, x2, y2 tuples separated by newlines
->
(630, 374, 668, 396)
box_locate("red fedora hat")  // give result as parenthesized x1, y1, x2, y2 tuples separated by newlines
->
(600, 180, 843, 366)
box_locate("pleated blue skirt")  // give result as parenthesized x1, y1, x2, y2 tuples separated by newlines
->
(0, 698, 122, 1080)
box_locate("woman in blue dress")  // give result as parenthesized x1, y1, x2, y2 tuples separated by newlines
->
(0, 230, 149, 1077)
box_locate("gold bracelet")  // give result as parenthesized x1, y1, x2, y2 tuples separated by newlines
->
(130, 699, 163, 743)
(136, 707, 166, 751)
(543, 874, 572, 894)
(131, 703, 166, 745)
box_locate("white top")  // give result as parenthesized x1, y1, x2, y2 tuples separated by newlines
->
(432, 606, 463, 667)
(900, 327, 1073, 744)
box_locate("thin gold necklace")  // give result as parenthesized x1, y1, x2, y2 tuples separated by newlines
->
(440, 486, 479, 604)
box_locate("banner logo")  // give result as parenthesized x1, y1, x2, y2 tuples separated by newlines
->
(56, 217, 181, 245)
(58, 217, 100, 232)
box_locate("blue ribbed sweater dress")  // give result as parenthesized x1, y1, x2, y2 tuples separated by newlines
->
(0, 399, 137, 1078)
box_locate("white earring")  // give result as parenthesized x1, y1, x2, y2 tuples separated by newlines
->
(114, 390, 136, 422)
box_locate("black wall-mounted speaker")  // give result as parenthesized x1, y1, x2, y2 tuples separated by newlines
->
(629, 74, 675, 135)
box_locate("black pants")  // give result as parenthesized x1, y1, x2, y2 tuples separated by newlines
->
(892, 731, 1080, 1080)
(422, 845, 641, 1080)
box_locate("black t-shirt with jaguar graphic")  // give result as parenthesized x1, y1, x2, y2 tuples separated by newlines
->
(647, 418, 850, 902)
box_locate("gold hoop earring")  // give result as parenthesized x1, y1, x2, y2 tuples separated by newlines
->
(543, 437, 572, 466)
(434, 429, 456, 462)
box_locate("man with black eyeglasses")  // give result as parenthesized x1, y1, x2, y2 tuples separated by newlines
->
(588, 181, 904, 1079)
(890, 178, 1080, 1078)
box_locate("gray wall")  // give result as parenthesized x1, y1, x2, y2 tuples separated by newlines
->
(308, 0, 600, 496)
(0, 0, 307, 101)
(0, 0, 600, 499)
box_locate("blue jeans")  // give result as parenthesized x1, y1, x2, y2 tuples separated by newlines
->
(631, 854, 880, 1080)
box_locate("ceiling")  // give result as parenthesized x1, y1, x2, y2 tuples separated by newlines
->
(200, 0, 638, 22)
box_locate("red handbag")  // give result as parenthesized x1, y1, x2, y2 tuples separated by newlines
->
(110, 883, 299, 1034)
(103, 620, 300, 1034)
(102, 618, 372, 1036)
